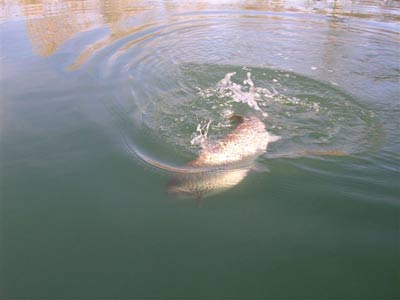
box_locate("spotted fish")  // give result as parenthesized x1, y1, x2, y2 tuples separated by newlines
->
(166, 115, 281, 199)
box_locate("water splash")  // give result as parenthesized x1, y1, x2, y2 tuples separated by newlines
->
(190, 119, 212, 147)
(217, 71, 269, 117)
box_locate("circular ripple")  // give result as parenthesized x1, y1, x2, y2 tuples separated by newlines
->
(79, 12, 384, 168)
(131, 64, 379, 157)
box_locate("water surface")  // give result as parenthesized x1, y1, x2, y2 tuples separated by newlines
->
(1, 0, 399, 298)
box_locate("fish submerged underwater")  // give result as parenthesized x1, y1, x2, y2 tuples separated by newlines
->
(166, 115, 281, 199)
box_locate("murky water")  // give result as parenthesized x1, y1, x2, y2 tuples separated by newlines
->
(1, 1, 399, 298)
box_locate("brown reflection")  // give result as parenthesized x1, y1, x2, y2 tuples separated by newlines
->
(19, 0, 103, 56)
(14, 0, 153, 58)
(67, 23, 154, 71)
(0, 0, 398, 65)
(320, 0, 343, 74)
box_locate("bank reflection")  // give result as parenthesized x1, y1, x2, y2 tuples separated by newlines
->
(1, 0, 397, 66)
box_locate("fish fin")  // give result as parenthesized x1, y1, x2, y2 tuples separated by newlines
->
(269, 134, 281, 143)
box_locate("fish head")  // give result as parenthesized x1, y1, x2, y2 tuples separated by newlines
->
(165, 174, 200, 199)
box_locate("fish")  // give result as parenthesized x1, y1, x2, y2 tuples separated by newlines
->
(129, 115, 348, 200)
(165, 115, 281, 199)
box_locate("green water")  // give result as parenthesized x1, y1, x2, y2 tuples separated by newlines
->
(1, 1, 399, 299)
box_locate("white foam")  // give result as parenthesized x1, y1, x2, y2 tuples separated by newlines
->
(218, 71, 268, 117)
(190, 120, 212, 147)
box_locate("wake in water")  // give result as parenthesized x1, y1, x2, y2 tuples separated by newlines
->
(120, 65, 379, 199)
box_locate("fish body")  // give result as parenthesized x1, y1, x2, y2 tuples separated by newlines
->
(166, 168, 250, 199)
(189, 116, 278, 167)
(166, 116, 280, 199)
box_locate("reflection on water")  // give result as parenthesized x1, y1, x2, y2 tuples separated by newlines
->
(1, 0, 399, 59)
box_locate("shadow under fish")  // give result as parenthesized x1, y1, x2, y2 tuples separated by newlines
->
(166, 115, 281, 199)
